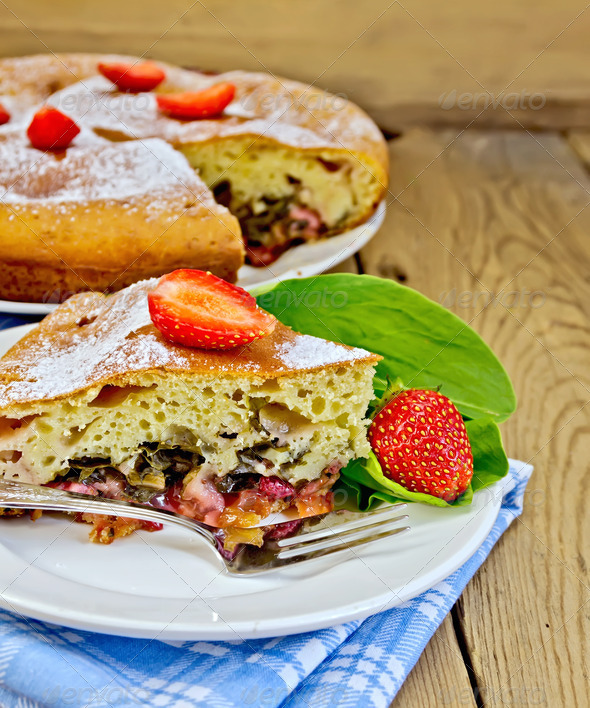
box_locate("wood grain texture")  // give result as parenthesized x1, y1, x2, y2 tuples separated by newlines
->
(394, 615, 476, 707)
(327, 256, 360, 276)
(567, 131, 590, 167)
(1, 1, 590, 131)
(359, 131, 590, 705)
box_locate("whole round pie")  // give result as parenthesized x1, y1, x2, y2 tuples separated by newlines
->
(0, 54, 389, 302)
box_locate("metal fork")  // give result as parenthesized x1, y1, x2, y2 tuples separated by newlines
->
(0, 478, 410, 575)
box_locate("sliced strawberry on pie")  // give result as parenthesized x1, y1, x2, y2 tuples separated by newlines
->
(98, 60, 166, 93)
(0, 103, 10, 125)
(156, 82, 236, 119)
(148, 269, 277, 349)
(27, 106, 80, 151)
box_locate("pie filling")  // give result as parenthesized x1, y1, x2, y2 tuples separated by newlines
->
(1, 443, 341, 554)
(213, 180, 333, 267)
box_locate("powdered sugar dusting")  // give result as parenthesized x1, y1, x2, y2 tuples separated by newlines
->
(0, 279, 174, 404)
(0, 280, 377, 407)
(45, 70, 382, 152)
(0, 54, 382, 151)
(276, 335, 373, 369)
(0, 133, 208, 214)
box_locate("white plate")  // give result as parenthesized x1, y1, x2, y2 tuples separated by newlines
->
(0, 325, 503, 640)
(0, 203, 385, 315)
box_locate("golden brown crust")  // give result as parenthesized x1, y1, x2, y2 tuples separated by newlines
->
(0, 279, 381, 409)
(0, 256, 242, 303)
(0, 53, 387, 184)
(0, 53, 215, 104)
(0, 134, 243, 301)
(41, 55, 389, 185)
(0, 53, 387, 181)
(0, 53, 133, 103)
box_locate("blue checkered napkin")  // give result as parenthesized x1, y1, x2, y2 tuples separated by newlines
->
(0, 460, 532, 708)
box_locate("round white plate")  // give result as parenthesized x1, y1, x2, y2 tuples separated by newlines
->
(0, 202, 385, 315)
(0, 324, 503, 640)
(237, 201, 385, 289)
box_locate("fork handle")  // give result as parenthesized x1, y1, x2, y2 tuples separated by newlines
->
(0, 478, 217, 547)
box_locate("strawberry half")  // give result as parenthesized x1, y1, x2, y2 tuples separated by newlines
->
(98, 60, 166, 92)
(156, 82, 236, 120)
(148, 269, 277, 349)
(27, 106, 80, 151)
(369, 389, 473, 502)
(0, 103, 10, 125)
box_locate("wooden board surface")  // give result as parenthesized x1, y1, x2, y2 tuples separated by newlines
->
(346, 130, 590, 705)
(395, 614, 477, 707)
(567, 131, 590, 167)
(1, 1, 590, 131)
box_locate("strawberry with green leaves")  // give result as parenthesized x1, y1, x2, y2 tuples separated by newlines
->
(368, 389, 473, 502)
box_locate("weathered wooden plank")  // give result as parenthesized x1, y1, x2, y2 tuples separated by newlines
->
(327, 256, 359, 275)
(2, 1, 590, 131)
(566, 130, 590, 167)
(362, 130, 590, 705)
(393, 614, 476, 707)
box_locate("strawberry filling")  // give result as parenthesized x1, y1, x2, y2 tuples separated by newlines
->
(213, 181, 327, 267)
(288, 205, 323, 237)
(46, 478, 163, 543)
(245, 204, 326, 267)
(258, 475, 296, 499)
(32, 460, 342, 551)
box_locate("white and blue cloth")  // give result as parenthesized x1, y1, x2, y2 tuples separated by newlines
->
(0, 458, 532, 708)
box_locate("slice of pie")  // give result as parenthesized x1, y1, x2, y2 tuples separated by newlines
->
(0, 279, 380, 549)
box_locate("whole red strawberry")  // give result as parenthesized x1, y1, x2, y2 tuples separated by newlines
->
(368, 389, 473, 502)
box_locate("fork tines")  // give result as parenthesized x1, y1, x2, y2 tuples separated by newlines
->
(276, 503, 410, 561)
